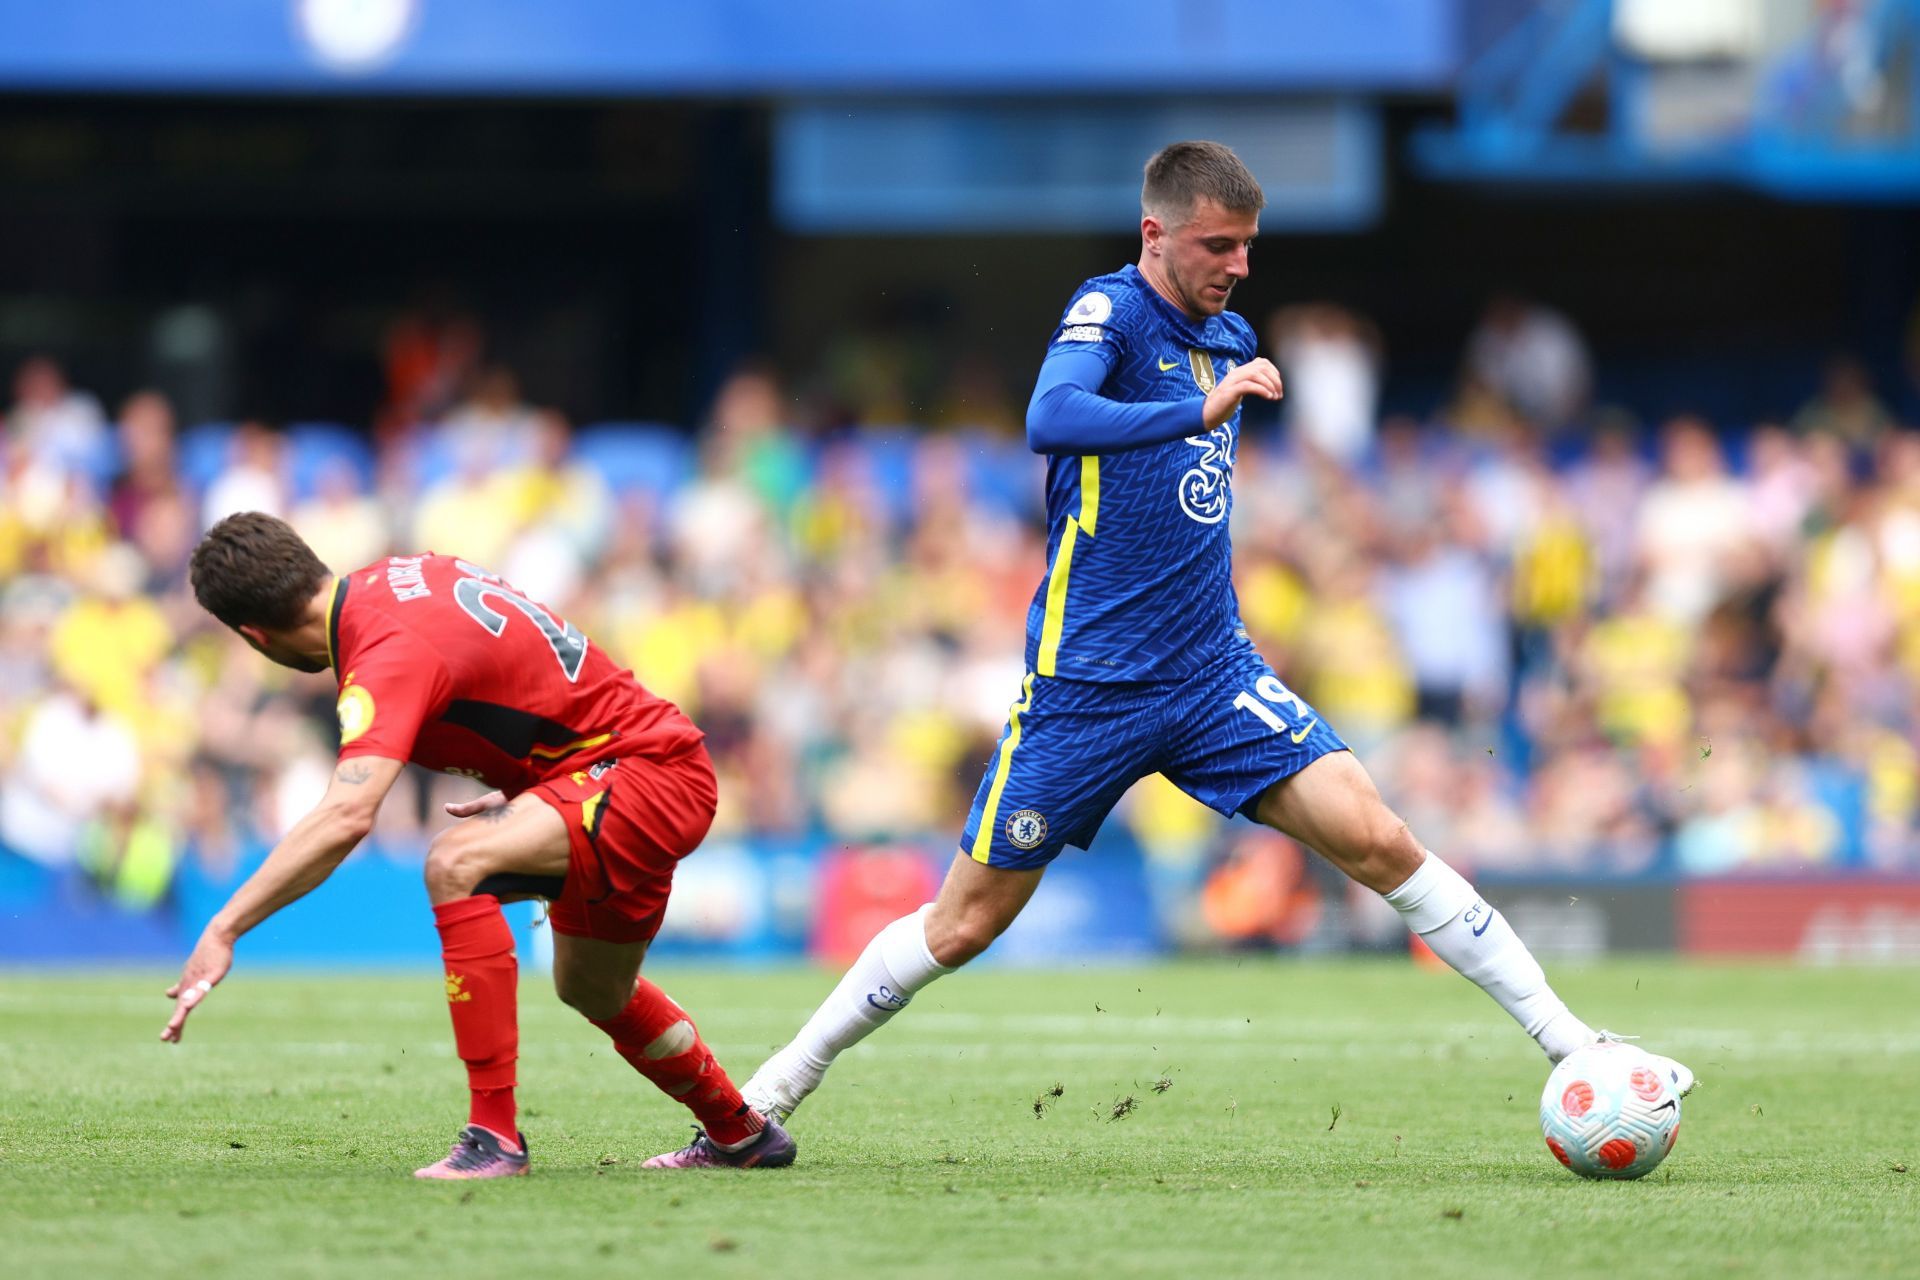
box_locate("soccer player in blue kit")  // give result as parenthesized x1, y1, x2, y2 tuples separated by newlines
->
(726, 142, 1694, 1139)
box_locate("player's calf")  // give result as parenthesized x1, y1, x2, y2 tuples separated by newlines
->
(745, 856, 1036, 1120)
(744, 902, 956, 1120)
(923, 899, 1012, 967)
(588, 977, 767, 1148)
(1256, 755, 1595, 1060)
(1382, 851, 1596, 1061)
(432, 894, 522, 1142)
(553, 957, 639, 1022)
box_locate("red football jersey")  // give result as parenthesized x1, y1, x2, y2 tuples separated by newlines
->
(326, 553, 701, 794)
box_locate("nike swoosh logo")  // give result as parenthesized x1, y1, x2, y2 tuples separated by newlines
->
(1158, 356, 1180, 371)
(1289, 720, 1317, 744)
(1471, 905, 1493, 937)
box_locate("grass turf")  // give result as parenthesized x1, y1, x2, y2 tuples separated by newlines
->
(1, 959, 1915, 1279)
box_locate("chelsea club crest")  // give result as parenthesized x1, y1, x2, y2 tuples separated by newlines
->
(1005, 809, 1049, 851)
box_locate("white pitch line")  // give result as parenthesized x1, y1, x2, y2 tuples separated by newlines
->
(5, 1031, 1918, 1073)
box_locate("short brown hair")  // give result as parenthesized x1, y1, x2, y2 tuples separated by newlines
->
(1142, 141, 1266, 225)
(190, 512, 331, 631)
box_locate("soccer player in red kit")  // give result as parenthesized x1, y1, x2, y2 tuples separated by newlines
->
(163, 512, 794, 1176)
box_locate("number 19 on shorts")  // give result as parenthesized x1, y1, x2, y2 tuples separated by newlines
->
(1233, 675, 1319, 745)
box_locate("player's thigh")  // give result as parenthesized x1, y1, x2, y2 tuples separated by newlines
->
(1157, 645, 1349, 824)
(925, 851, 1046, 966)
(423, 793, 571, 903)
(550, 931, 648, 1020)
(959, 671, 1156, 873)
(536, 752, 711, 946)
(1249, 749, 1424, 894)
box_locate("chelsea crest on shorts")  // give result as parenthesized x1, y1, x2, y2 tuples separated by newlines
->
(1005, 809, 1048, 850)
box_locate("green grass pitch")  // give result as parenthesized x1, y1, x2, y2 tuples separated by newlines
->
(2, 959, 1915, 1279)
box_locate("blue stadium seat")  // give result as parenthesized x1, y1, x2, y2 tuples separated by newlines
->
(572, 423, 696, 500)
(958, 430, 1043, 520)
(847, 428, 921, 526)
(178, 422, 236, 494)
(405, 426, 465, 491)
(69, 427, 122, 494)
(284, 422, 377, 499)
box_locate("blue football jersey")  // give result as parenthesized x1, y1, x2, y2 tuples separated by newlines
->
(1023, 263, 1258, 683)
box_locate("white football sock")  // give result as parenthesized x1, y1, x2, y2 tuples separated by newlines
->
(748, 904, 954, 1107)
(1383, 852, 1595, 1062)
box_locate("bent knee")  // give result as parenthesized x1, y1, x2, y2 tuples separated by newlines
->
(554, 972, 632, 1022)
(925, 912, 1000, 968)
(1343, 819, 1425, 894)
(1302, 799, 1425, 894)
(423, 832, 487, 901)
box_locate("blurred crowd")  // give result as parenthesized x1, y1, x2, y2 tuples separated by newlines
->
(6, 298, 1920, 929)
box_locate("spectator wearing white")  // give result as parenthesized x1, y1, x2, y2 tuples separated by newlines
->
(1635, 417, 1755, 624)
(1465, 296, 1592, 431)
(1269, 303, 1381, 465)
(200, 422, 288, 530)
(0, 686, 143, 868)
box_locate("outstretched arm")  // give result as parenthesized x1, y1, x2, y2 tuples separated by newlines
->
(1025, 346, 1285, 456)
(160, 754, 405, 1042)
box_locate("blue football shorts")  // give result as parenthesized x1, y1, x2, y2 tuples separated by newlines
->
(959, 639, 1348, 870)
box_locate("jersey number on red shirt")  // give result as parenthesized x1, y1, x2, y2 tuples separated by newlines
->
(451, 560, 588, 683)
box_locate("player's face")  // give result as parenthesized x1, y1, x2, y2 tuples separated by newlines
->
(1155, 199, 1259, 318)
(238, 624, 330, 674)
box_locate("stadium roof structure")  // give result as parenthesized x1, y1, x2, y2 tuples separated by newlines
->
(0, 0, 1456, 96)
(1413, 0, 1920, 202)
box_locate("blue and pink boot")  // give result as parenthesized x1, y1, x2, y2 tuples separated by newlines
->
(643, 1115, 796, 1169)
(414, 1124, 530, 1179)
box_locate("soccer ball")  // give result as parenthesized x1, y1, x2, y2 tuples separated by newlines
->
(1539, 1042, 1682, 1179)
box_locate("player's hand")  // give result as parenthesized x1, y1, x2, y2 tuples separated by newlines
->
(445, 790, 507, 819)
(161, 931, 234, 1043)
(1201, 358, 1284, 430)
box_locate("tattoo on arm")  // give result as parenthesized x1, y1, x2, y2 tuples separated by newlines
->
(477, 800, 515, 824)
(335, 761, 373, 785)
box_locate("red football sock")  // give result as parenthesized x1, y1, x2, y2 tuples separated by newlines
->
(432, 895, 520, 1145)
(589, 978, 763, 1147)
(468, 1087, 517, 1141)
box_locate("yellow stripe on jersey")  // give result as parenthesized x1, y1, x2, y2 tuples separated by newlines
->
(1079, 453, 1099, 535)
(529, 731, 615, 761)
(1036, 456, 1100, 677)
(580, 790, 605, 836)
(970, 671, 1037, 863)
(1036, 524, 1079, 675)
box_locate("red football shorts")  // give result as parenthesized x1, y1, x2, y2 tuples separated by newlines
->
(525, 745, 718, 944)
